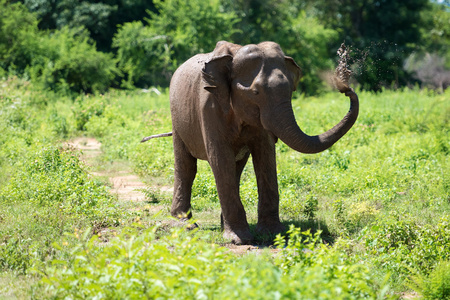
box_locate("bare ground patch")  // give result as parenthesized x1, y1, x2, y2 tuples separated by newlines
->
(65, 137, 267, 252)
(66, 137, 155, 204)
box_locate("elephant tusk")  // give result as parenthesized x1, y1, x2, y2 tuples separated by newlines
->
(236, 82, 258, 95)
(141, 132, 173, 143)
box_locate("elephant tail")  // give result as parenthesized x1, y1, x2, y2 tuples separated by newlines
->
(141, 132, 173, 143)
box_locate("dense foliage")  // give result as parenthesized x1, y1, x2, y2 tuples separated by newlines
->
(41, 227, 384, 299)
(113, 0, 239, 88)
(1, 77, 449, 297)
(1, 0, 449, 93)
(0, 1, 117, 93)
(21, 0, 156, 52)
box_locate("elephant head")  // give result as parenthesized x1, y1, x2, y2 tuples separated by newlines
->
(202, 41, 359, 154)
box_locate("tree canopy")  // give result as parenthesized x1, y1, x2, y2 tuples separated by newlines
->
(1, 0, 449, 93)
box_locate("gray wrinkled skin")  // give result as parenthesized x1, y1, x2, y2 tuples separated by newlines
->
(169, 41, 359, 244)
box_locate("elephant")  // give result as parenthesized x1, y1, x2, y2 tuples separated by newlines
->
(165, 41, 359, 244)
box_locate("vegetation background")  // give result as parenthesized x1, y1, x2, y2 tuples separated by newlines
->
(2, 0, 450, 94)
(0, 0, 449, 299)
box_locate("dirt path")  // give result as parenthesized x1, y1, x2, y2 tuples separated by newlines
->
(66, 137, 148, 202)
(66, 137, 271, 255)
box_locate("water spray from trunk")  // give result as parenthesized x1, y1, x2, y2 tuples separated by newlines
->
(334, 43, 353, 93)
(322, 43, 354, 94)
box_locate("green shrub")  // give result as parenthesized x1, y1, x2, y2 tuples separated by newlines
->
(28, 27, 118, 94)
(133, 136, 174, 178)
(417, 261, 450, 299)
(113, 0, 239, 88)
(42, 225, 384, 299)
(73, 95, 108, 131)
(280, 192, 319, 220)
(47, 107, 70, 138)
(112, 21, 169, 88)
(0, 145, 124, 273)
(0, 237, 35, 273)
(272, 226, 385, 299)
(0, 0, 40, 73)
(191, 171, 220, 210)
(84, 105, 128, 137)
(303, 194, 319, 219)
(0, 2, 117, 93)
(0, 146, 120, 228)
(280, 11, 339, 94)
(239, 173, 258, 208)
(333, 199, 378, 234)
(360, 215, 450, 280)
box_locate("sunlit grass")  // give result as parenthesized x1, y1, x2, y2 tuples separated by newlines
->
(1, 78, 449, 297)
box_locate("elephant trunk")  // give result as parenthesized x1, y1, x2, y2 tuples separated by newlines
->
(264, 89, 359, 154)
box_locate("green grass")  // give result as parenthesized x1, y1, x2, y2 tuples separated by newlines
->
(0, 77, 449, 298)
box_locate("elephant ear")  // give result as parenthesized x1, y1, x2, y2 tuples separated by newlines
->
(285, 56, 302, 91)
(202, 54, 233, 113)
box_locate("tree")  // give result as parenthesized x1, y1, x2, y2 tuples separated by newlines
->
(1, 1, 118, 93)
(404, 2, 450, 89)
(0, 0, 40, 73)
(305, 0, 430, 90)
(419, 2, 450, 67)
(21, 0, 156, 51)
(113, 0, 239, 88)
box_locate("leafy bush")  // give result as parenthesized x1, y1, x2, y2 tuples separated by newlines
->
(412, 261, 450, 299)
(192, 171, 219, 208)
(112, 21, 169, 88)
(73, 94, 108, 131)
(0, 145, 123, 273)
(303, 194, 319, 219)
(1, 1, 117, 93)
(0, 146, 120, 228)
(113, 0, 239, 88)
(280, 192, 320, 220)
(28, 26, 118, 93)
(0, 0, 40, 73)
(280, 11, 339, 94)
(273, 226, 385, 299)
(333, 199, 378, 234)
(360, 215, 450, 279)
(42, 225, 384, 299)
(0, 79, 43, 182)
(0, 237, 36, 273)
(84, 105, 128, 137)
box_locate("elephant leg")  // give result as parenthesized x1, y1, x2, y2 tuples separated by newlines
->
(236, 151, 250, 185)
(207, 146, 252, 244)
(220, 151, 250, 231)
(250, 133, 285, 235)
(171, 131, 197, 220)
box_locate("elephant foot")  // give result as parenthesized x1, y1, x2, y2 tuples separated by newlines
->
(223, 227, 254, 245)
(256, 221, 286, 236)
